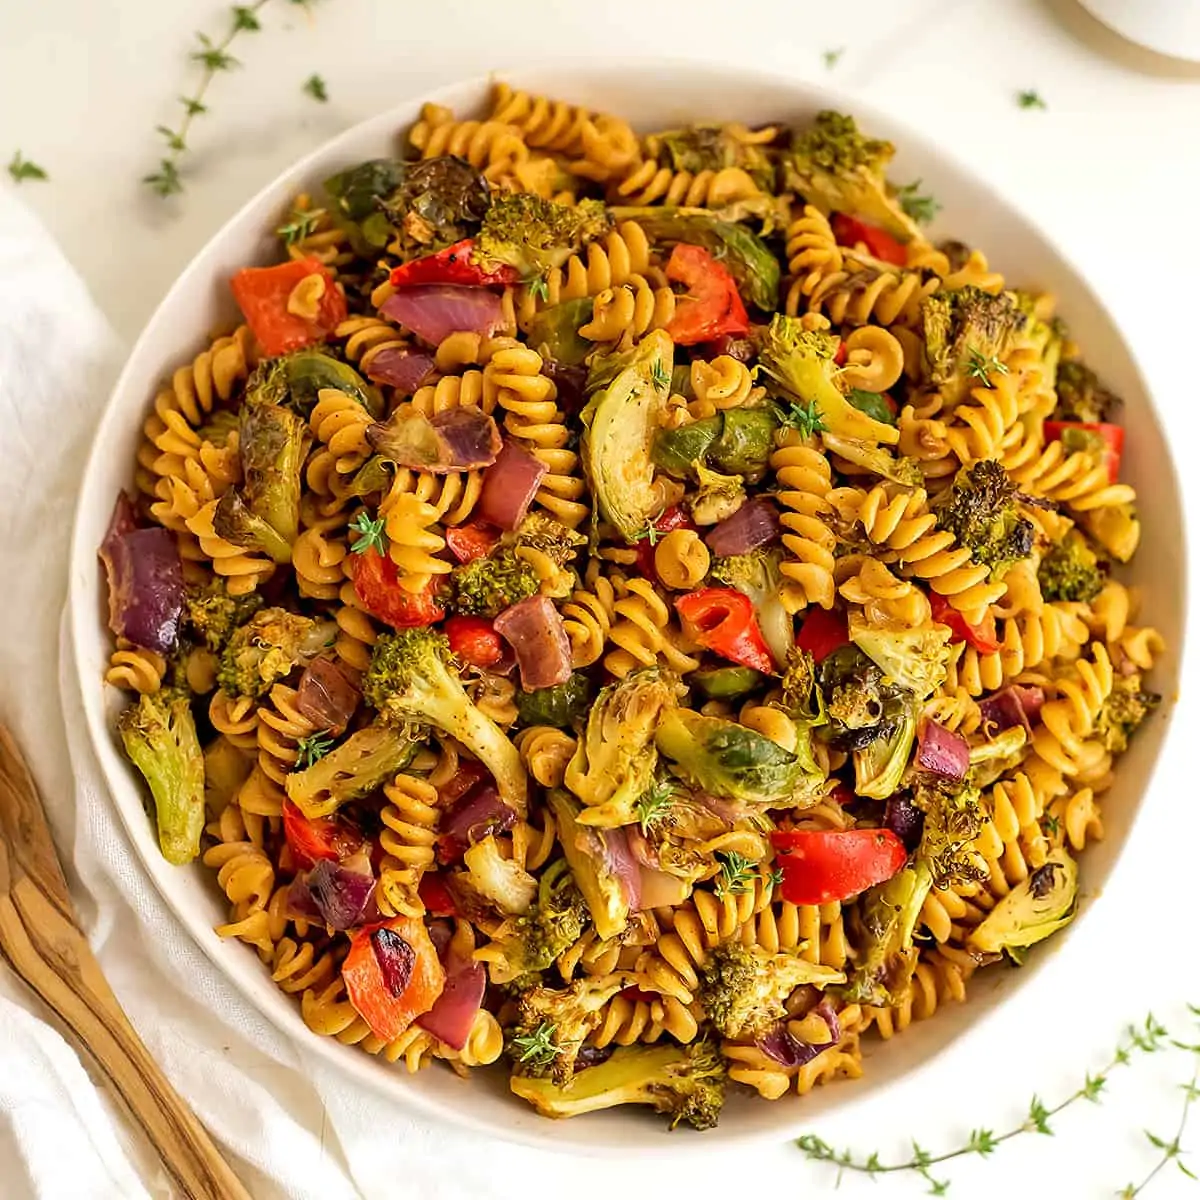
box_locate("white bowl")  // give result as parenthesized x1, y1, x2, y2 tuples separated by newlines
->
(68, 63, 1187, 1153)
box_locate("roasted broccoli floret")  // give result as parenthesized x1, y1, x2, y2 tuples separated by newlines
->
(708, 547, 793, 669)
(184, 580, 263, 654)
(450, 546, 541, 617)
(509, 1038, 727, 1130)
(780, 647, 827, 729)
(933, 460, 1034, 578)
(699, 942, 844, 1041)
(217, 607, 335, 699)
(758, 314, 900, 445)
(508, 973, 632, 1085)
(784, 110, 920, 243)
(117, 689, 205, 865)
(1053, 359, 1121, 425)
(363, 627, 527, 813)
(655, 709, 808, 805)
(921, 286, 1024, 406)
(567, 668, 679, 828)
(476, 193, 610, 279)
(1037, 530, 1106, 603)
(1095, 673, 1160, 754)
(486, 860, 590, 983)
(284, 721, 419, 819)
(912, 777, 986, 890)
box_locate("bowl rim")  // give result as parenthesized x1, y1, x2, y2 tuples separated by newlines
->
(68, 57, 1188, 1154)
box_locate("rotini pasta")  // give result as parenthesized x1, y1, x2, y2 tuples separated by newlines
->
(103, 93, 1163, 1132)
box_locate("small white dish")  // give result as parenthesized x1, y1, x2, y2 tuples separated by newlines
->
(1077, 0, 1200, 62)
(68, 62, 1187, 1153)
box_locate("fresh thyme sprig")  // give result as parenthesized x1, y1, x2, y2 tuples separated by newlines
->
(294, 731, 335, 769)
(650, 356, 672, 391)
(635, 778, 679, 835)
(349, 511, 388, 556)
(779, 398, 827, 439)
(7, 151, 48, 183)
(965, 347, 1009, 385)
(510, 1022, 567, 1070)
(822, 48, 844, 70)
(896, 179, 941, 225)
(714, 850, 757, 898)
(145, 0, 323, 197)
(303, 73, 328, 102)
(798, 1011, 1198, 1197)
(1017, 89, 1047, 110)
(276, 205, 322, 246)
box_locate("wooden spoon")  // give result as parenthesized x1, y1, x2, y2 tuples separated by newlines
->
(0, 723, 251, 1200)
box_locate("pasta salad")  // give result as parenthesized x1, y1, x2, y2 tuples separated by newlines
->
(100, 87, 1163, 1129)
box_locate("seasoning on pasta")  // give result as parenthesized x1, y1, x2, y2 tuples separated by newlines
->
(100, 93, 1163, 1130)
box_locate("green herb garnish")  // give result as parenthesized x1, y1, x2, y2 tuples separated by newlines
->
(714, 850, 756, 898)
(822, 48, 844, 69)
(7, 151, 48, 183)
(1017, 89, 1047, 110)
(510, 1021, 567, 1070)
(896, 179, 941, 225)
(276, 207, 322, 246)
(779, 399, 828, 439)
(294, 731, 335, 769)
(965, 348, 1009, 384)
(349, 511, 388, 556)
(303, 73, 328, 102)
(635, 778, 679, 836)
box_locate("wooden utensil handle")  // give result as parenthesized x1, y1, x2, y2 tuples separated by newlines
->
(0, 840, 251, 1200)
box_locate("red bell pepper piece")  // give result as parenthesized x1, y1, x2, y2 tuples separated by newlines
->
(675, 588, 775, 674)
(794, 606, 850, 663)
(342, 916, 446, 1042)
(417, 872, 459, 917)
(1044, 420, 1124, 484)
(444, 615, 504, 669)
(444, 522, 500, 564)
(230, 257, 346, 356)
(833, 339, 848, 366)
(770, 828, 906, 905)
(350, 549, 445, 628)
(929, 590, 1001, 654)
(389, 239, 519, 289)
(635, 505, 695, 580)
(281, 799, 363, 871)
(664, 244, 750, 345)
(830, 213, 908, 267)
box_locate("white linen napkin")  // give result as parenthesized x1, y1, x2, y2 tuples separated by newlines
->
(0, 186, 567, 1200)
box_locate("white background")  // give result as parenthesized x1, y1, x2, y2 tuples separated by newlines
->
(3, 0, 1200, 1196)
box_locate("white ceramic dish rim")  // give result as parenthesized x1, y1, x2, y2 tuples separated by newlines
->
(68, 59, 1187, 1154)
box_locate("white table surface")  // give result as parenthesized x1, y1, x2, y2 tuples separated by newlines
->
(3, 0, 1200, 1196)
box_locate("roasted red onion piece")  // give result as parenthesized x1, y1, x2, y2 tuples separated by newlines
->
(704, 498, 779, 557)
(362, 348, 436, 393)
(305, 851, 375, 931)
(100, 494, 185, 653)
(599, 825, 642, 911)
(915, 718, 970, 779)
(367, 404, 500, 473)
(979, 685, 1046, 735)
(296, 658, 359, 734)
(417, 955, 486, 1050)
(494, 595, 572, 690)
(439, 784, 516, 862)
(476, 439, 547, 530)
(379, 285, 505, 346)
